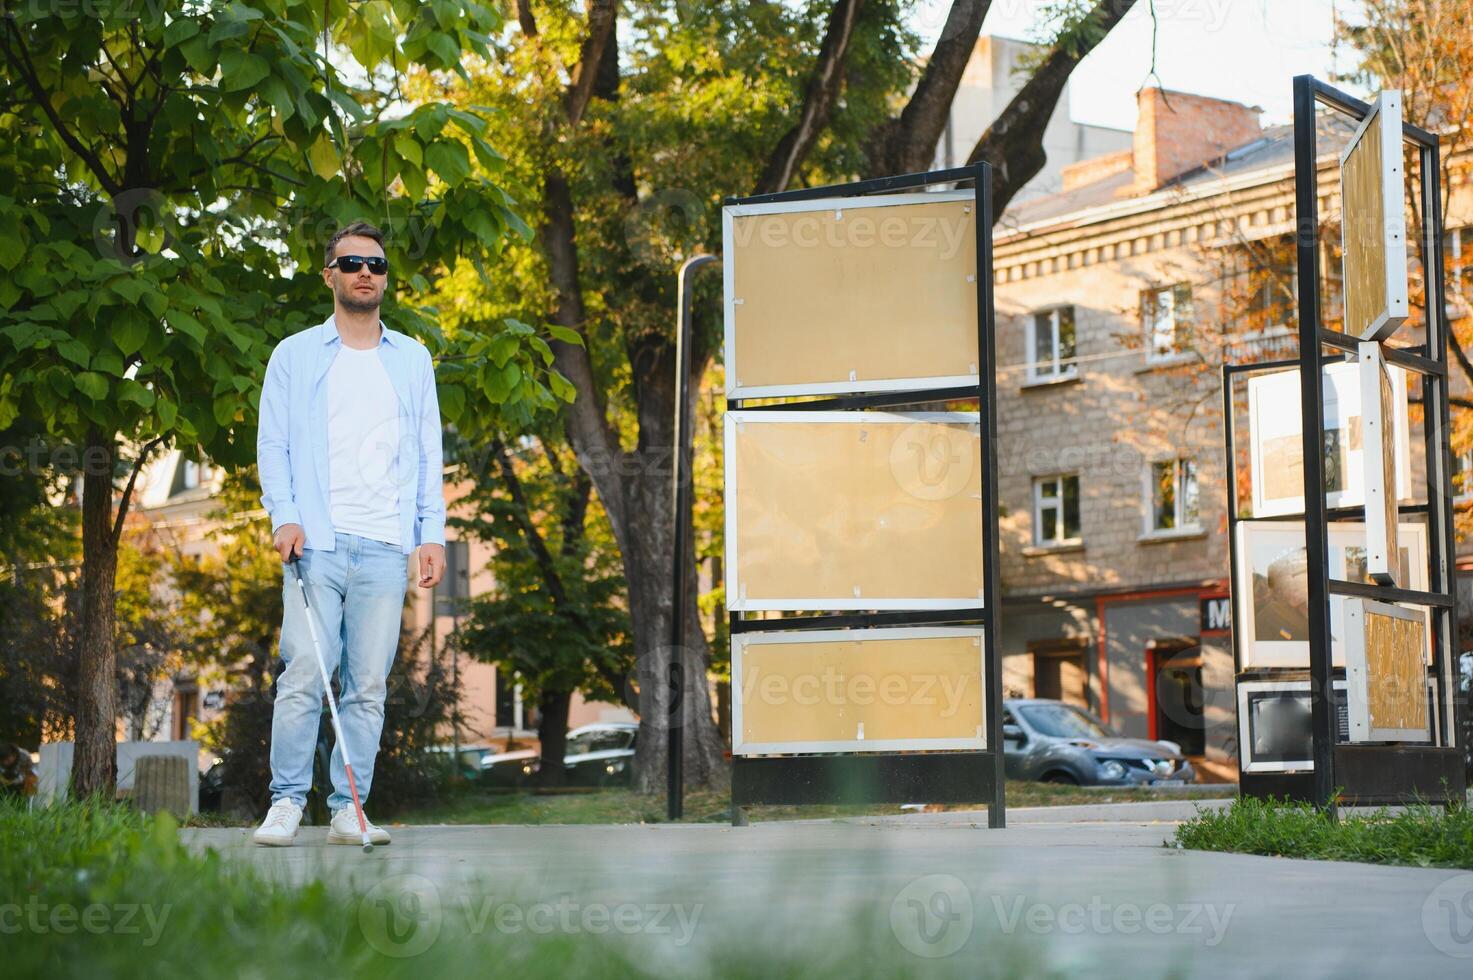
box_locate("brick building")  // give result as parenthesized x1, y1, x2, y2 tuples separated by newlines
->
(932, 35, 1133, 204)
(984, 83, 1472, 778)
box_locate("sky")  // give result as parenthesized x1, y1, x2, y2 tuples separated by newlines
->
(911, 0, 1362, 130)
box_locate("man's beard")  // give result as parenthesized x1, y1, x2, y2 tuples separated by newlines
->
(337, 282, 381, 314)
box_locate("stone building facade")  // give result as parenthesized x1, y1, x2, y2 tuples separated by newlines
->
(984, 84, 1473, 778)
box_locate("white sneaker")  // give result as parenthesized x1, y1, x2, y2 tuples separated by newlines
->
(328, 806, 391, 845)
(253, 799, 304, 847)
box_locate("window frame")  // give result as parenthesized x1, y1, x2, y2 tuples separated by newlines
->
(1025, 306, 1078, 383)
(1144, 457, 1201, 536)
(1453, 449, 1473, 504)
(1032, 473, 1082, 548)
(1143, 283, 1193, 364)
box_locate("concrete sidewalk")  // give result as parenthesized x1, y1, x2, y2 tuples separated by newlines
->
(183, 801, 1473, 976)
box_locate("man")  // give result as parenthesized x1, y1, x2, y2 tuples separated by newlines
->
(252, 221, 445, 846)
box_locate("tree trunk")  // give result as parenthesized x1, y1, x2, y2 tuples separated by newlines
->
(542, 171, 727, 794)
(620, 461, 727, 794)
(534, 688, 572, 788)
(72, 427, 118, 799)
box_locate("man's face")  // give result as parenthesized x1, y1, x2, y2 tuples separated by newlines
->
(322, 235, 388, 313)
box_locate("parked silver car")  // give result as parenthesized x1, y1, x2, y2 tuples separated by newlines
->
(1002, 699, 1195, 785)
(562, 722, 637, 786)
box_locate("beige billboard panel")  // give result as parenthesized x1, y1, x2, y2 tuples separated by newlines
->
(727, 411, 984, 610)
(1346, 598, 1430, 742)
(724, 194, 980, 397)
(732, 628, 986, 754)
(1340, 90, 1409, 341)
(1358, 342, 1400, 586)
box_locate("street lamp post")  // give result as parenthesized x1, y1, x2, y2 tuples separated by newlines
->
(669, 253, 718, 822)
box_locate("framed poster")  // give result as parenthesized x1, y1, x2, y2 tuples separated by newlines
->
(1339, 90, 1409, 341)
(1237, 679, 1347, 773)
(1359, 341, 1400, 585)
(1237, 676, 1438, 772)
(725, 411, 984, 611)
(731, 627, 986, 755)
(1247, 359, 1411, 517)
(1344, 598, 1431, 742)
(1234, 519, 1429, 668)
(723, 192, 980, 398)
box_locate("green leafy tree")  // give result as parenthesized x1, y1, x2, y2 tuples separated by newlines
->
(418, 0, 1137, 791)
(0, 0, 561, 796)
(0, 421, 81, 747)
(451, 432, 633, 785)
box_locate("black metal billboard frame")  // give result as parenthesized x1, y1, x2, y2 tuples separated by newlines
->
(723, 162, 1006, 828)
(1221, 76, 1465, 811)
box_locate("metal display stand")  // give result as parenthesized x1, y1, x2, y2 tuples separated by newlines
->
(722, 163, 1006, 827)
(1221, 77, 1465, 810)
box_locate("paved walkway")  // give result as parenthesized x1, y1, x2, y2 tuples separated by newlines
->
(183, 800, 1473, 976)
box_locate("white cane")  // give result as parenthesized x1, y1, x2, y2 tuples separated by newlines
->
(289, 555, 374, 852)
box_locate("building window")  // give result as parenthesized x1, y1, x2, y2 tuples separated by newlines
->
(1034, 474, 1081, 547)
(1027, 307, 1077, 382)
(1246, 268, 1296, 333)
(1143, 284, 1193, 362)
(1453, 450, 1473, 503)
(1443, 228, 1473, 312)
(168, 456, 213, 497)
(1148, 458, 1200, 533)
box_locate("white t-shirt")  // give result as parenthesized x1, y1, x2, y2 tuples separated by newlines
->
(325, 341, 401, 546)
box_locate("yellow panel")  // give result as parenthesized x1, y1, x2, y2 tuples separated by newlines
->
(737, 633, 984, 748)
(1376, 359, 1399, 578)
(732, 416, 984, 605)
(729, 198, 979, 392)
(1364, 610, 1427, 733)
(1342, 114, 1388, 338)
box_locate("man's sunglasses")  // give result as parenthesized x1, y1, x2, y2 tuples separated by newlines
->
(327, 255, 389, 276)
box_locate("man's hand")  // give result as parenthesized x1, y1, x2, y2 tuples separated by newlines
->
(273, 523, 305, 563)
(418, 543, 445, 589)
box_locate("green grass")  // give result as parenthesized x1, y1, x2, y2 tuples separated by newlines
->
(5, 798, 1071, 978)
(390, 780, 1234, 827)
(1172, 795, 1473, 869)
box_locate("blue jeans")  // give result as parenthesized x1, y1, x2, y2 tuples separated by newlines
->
(269, 531, 408, 811)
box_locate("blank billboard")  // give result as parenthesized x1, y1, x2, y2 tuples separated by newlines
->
(724, 193, 980, 398)
(732, 627, 986, 755)
(1339, 90, 1409, 341)
(726, 411, 984, 610)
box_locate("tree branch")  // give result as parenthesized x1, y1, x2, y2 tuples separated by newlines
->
(488, 439, 625, 694)
(563, 0, 617, 126)
(755, 0, 866, 194)
(491, 438, 571, 606)
(515, 0, 539, 38)
(541, 169, 630, 540)
(966, 0, 1137, 215)
(1, 18, 123, 196)
(863, 0, 990, 177)
(111, 436, 165, 546)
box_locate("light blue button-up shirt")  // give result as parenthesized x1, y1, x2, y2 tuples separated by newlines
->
(257, 315, 446, 555)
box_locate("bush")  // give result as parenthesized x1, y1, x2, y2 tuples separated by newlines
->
(1173, 795, 1473, 869)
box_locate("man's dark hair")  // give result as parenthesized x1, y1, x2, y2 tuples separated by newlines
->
(324, 221, 386, 269)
